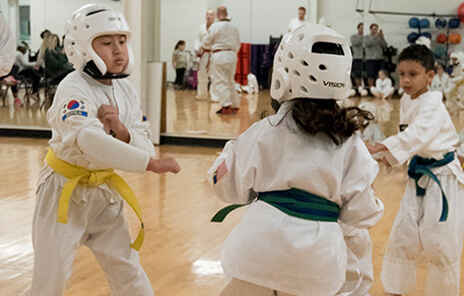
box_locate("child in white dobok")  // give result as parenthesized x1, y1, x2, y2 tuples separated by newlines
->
(30, 4, 180, 296)
(208, 23, 384, 296)
(368, 45, 464, 296)
(370, 69, 395, 100)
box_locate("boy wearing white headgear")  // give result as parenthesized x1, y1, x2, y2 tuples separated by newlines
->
(208, 23, 384, 296)
(30, 4, 180, 295)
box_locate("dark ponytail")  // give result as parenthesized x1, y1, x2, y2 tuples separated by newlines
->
(288, 98, 372, 145)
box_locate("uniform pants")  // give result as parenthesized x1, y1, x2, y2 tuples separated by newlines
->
(197, 54, 209, 99)
(370, 86, 394, 99)
(220, 278, 296, 296)
(381, 174, 464, 296)
(343, 226, 374, 296)
(30, 175, 154, 296)
(210, 62, 239, 108)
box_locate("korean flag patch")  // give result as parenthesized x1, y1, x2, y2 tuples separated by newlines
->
(62, 99, 88, 121)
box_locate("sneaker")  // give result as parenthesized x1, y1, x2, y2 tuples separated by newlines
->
(14, 98, 23, 107)
(3, 76, 18, 86)
(216, 106, 233, 114)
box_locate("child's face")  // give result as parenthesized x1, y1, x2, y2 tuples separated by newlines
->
(436, 65, 444, 75)
(378, 71, 387, 80)
(398, 60, 434, 99)
(179, 44, 185, 50)
(92, 34, 129, 74)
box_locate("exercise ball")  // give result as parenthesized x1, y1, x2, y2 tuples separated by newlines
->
(458, 2, 464, 23)
(408, 17, 420, 28)
(407, 32, 419, 43)
(437, 33, 448, 44)
(449, 17, 460, 28)
(434, 47, 447, 59)
(450, 33, 462, 44)
(420, 32, 432, 39)
(435, 18, 447, 29)
(420, 18, 430, 28)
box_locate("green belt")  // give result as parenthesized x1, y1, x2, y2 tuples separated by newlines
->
(211, 188, 340, 223)
(407, 151, 454, 222)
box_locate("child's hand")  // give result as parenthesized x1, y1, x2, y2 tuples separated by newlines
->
(365, 142, 387, 155)
(146, 158, 181, 174)
(97, 105, 130, 143)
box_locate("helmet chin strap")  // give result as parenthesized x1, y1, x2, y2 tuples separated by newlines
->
(83, 60, 130, 80)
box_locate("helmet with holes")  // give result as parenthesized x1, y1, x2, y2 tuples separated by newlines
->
(64, 4, 133, 79)
(271, 23, 352, 102)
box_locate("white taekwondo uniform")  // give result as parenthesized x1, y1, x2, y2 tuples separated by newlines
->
(359, 123, 385, 144)
(208, 101, 384, 296)
(30, 70, 155, 296)
(202, 19, 240, 108)
(380, 91, 464, 296)
(370, 77, 395, 100)
(195, 23, 210, 100)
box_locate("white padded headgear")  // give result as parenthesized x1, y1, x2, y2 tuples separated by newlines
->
(64, 4, 134, 77)
(271, 23, 352, 102)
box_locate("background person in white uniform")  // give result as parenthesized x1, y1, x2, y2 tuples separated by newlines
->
(370, 69, 395, 100)
(288, 6, 308, 32)
(194, 8, 215, 101)
(0, 11, 15, 77)
(30, 4, 180, 296)
(368, 45, 464, 296)
(208, 23, 384, 296)
(201, 6, 240, 115)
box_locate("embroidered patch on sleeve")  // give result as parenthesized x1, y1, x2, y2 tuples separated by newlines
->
(213, 160, 229, 185)
(62, 99, 89, 121)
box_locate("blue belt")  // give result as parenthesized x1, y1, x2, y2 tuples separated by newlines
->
(407, 151, 454, 222)
(211, 188, 340, 223)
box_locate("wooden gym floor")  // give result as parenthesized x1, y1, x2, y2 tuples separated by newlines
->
(2, 89, 464, 295)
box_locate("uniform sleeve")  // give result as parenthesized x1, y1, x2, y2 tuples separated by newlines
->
(382, 97, 442, 166)
(77, 127, 149, 172)
(126, 83, 156, 157)
(49, 87, 149, 172)
(208, 132, 260, 204)
(339, 137, 384, 228)
(194, 25, 202, 51)
(0, 12, 16, 76)
(201, 25, 215, 50)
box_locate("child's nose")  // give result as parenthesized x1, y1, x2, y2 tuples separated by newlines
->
(113, 43, 122, 53)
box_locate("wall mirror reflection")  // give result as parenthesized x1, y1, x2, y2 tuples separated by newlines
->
(1, 0, 464, 142)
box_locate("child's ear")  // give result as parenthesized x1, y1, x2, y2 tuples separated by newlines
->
(426, 69, 435, 85)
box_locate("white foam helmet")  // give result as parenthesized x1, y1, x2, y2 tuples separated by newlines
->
(271, 23, 352, 103)
(64, 4, 134, 77)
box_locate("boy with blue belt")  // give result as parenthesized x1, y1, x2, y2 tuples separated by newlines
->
(368, 44, 464, 296)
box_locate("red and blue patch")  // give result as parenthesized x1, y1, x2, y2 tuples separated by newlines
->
(62, 99, 88, 121)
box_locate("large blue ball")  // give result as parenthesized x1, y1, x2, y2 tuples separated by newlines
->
(407, 32, 419, 43)
(435, 18, 447, 29)
(409, 17, 420, 28)
(449, 18, 460, 29)
(420, 18, 430, 29)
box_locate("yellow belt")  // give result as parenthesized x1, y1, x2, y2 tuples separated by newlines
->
(45, 149, 144, 251)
